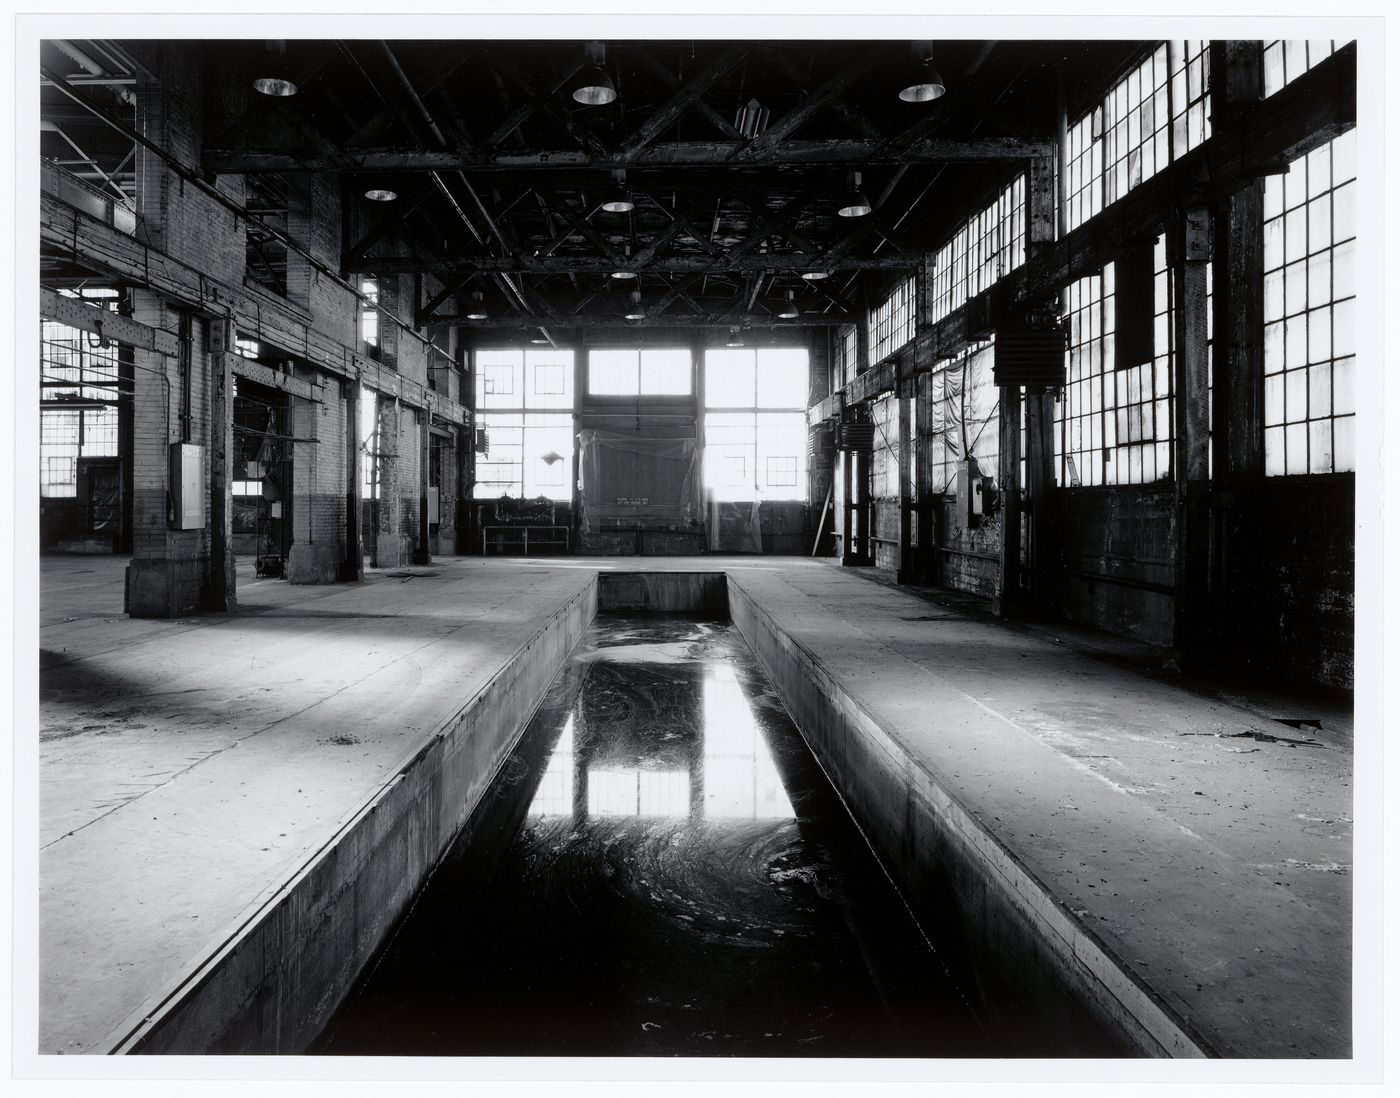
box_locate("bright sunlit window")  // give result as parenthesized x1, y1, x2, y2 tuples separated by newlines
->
(587, 348, 691, 396)
(474, 348, 576, 500)
(703, 347, 809, 502)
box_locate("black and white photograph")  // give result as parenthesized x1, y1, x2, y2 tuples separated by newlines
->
(4, 5, 1394, 1096)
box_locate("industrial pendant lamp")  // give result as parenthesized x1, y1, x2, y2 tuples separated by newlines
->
(623, 289, 645, 321)
(364, 187, 398, 202)
(837, 171, 872, 218)
(774, 289, 799, 319)
(611, 243, 636, 279)
(465, 290, 488, 321)
(899, 42, 946, 103)
(725, 327, 745, 348)
(801, 269, 829, 281)
(601, 169, 634, 214)
(530, 330, 551, 345)
(572, 42, 617, 106)
(252, 41, 299, 97)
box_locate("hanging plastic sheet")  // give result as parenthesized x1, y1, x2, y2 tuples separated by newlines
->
(576, 429, 699, 534)
(706, 495, 763, 553)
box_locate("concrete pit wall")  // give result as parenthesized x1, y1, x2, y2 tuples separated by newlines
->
(597, 571, 728, 616)
(114, 577, 597, 1054)
(726, 575, 1206, 1059)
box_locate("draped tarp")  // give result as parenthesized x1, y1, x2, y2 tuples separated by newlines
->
(706, 496, 762, 553)
(577, 429, 699, 533)
(932, 340, 1000, 491)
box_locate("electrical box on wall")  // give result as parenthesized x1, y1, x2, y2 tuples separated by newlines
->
(955, 456, 999, 528)
(168, 443, 206, 530)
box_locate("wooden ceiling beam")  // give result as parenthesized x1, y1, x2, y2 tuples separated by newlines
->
(617, 47, 750, 163)
(353, 253, 916, 275)
(204, 136, 1052, 173)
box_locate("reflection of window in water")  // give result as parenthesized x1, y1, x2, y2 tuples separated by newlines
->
(525, 666, 794, 822)
(702, 665, 794, 820)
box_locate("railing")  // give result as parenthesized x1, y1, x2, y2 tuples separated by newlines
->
(481, 525, 570, 556)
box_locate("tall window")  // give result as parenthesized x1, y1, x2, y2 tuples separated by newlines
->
(474, 348, 575, 500)
(929, 175, 1026, 323)
(1056, 236, 1176, 487)
(1065, 42, 1210, 233)
(868, 277, 916, 365)
(41, 291, 121, 498)
(1262, 131, 1356, 475)
(360, 278, 379, 348)
(703, 348, 809, 502)
(587, 348, 690, 396)
(1263, 40, 1341, 98)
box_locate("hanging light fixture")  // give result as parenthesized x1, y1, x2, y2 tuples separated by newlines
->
(725, 327, 745, 348)
(364, 187, 398, 202)
(773, 289, 800, 320)
(252, 41, 298, 97)
(837, 171, 872, 218)
(530, 330, 551, 345)
(734, 97, 770, 139)
(465, 290, 488, 321)
(800, 270, 830, 281)
(571, 42, 617, 106)
(623, 289, 645, 321)
(899, 41, 947, 103)
(601, 169, 634, 214)
(611, 243, 636, 279)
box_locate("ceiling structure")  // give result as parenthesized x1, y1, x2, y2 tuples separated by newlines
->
(40, 38, 1148, 336)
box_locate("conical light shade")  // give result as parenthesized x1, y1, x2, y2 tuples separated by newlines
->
(465, 291, 488, 321)
(572, 63, 617, 106)
(899, 57, 946, 103)
(601, 185, 634, 213)
(838, 188, 872, 218)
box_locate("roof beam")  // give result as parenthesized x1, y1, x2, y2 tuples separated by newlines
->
(352, 253, 918, 276)
(204, 136, 1053, 174)
(617, 47, 750, 163)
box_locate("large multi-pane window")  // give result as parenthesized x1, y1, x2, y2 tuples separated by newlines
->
(474, 348, 576, 500)
(1263, 40, 1340, 98)
(1056, 236, 1176, 487)
(1262, 131, 1356, 475)
(868, 277, 916, 364)
(587, 347, 691, 396)
(360, 277, 379, 348)
(1065, 42, 1209, 233)
(929, 175, 1026, 323)
(41, 294, 121, 498)
(703, 347, 809, 502)
(1169, 40, 1212, 156)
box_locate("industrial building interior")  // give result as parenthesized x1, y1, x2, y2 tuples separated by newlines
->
(25, 26, 1375, 1081)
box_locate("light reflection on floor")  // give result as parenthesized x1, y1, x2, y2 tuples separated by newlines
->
(313, 615, 992, 1057)
(527, 666, 795, 823)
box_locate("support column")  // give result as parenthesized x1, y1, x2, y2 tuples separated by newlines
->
(1210, 41, 1266, 658)
(854, 449, 872, 564)
(340, 380, 363, 580)
(415, 407, 431, 565)
(1172, 207, 1214, 667)
(997, 386, 1022, 613)
(840, 448, 858, 565)
(896, 360, 915, 583)
(203, 316, 236, 610)
(913, 369, 933, 579)
(1023, 150, 1061, 615)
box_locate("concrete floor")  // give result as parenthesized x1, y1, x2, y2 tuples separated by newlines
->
(35, 553, 1352, 1057)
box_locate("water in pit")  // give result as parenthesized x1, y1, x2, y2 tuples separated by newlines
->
(312, 615, 993, 1057)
